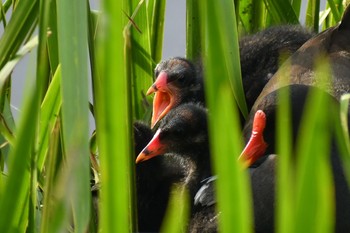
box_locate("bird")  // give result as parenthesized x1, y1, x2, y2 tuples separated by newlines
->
(133, 121, 196, 232)
(244, 5, 350, 167)
(136, 102, 211, 190)
(239, 25, 314, 110)
(135, 103, 211, 232)
(242, 84, 314, 160)
(146, 25, 314, 128)
(146, 58, 204, 128)
(190, 154, 276, 233)
(190, 83, 350, 233)
(252, 6, 350, 111)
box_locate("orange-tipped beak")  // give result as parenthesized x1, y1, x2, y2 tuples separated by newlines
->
(135, 129, 167, 163)
(238, 110, 268, 168)
(147, 72, 176, 128)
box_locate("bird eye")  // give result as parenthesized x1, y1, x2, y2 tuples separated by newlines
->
(172, 128, 185, 137)
(154, 70, 160, 79)
(175, 75, 187, 86)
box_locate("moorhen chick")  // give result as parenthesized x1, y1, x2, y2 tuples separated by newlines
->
(136, 102, 211, 192)
(190, 154, 277, 233)
(135, 103, 212, 231)
(134, 121, 205, 232)
(146, 25, 313, 127)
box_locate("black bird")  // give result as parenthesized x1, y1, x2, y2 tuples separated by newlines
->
(136, 103, 211, 191)
(146, 58, 204, 128)
(190, 84, 350, 233)
(146, 25, 313, 127)
(134, 121, 195, 232)
(135, 103, 211, 231)
(253, 7, 350, 110)
(245, 5, 350, 167)
(239, 25, 314, 110)
(190, 154, 276, 233)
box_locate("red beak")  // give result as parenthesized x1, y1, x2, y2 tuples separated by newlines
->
(147, 72, 177, 128)
(135, 129, 167, 163)
(238, 110, 268, 168)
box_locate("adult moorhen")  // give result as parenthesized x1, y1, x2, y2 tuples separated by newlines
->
(191, 84, 350, 233)
(253, 6, 350, 111)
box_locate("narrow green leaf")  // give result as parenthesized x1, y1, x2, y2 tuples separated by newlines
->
(201, 0, 248, 118)
(291, 0, 302, 18)
(40, 119, 62, 233)
(0, 112, 15, 146)
(262, 0, 299, 24)
(148, 0, 166, 63)
(186, 0, 202, 60)
(294, 58, 334, 233)
(47, 0, 59, 72)
(0, 36, 38, 89)
(200, 1, 252, 232)
(239, 0, 266, 32)
(127, 0, 153, 120)
(56, 0, 91, 231)
(326, 0, 341, 22)
(306, 0, 320, 32)
(160, 185, 190, 233)
(276, 71, 294, 233)
(0, 0, 12, 26)
(0, 72, 39, 232)
(37, 66, 62, 172)
(97, 0, 133, 232)
(335, 94, 350, 185)
(0, 96, 15, 165)
(0, 0, 38, 69)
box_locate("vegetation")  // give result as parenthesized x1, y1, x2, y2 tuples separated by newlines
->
(0, 0, 349, 232)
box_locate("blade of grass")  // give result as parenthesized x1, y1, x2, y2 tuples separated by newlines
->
(306, 0, 320, 32)
(251, 0, 266, 31)
(128, 0, 153, 120)
(56, 0, 91, 231)
(0, 0, 38, 70)
(202, 0, 248, 118)
(148, 0, 166, 63)
(0, 35, 38, 89)
(47, 0, 59, 72)
(326, 0, 341, 22)
(239, 0, 254, 33)
(335, 94, 350, 185)
(262, 0, 299, 24)
(96, 0, 133, 232)
(0, 96, 15, 165)
(186, 0, 202, 60)
(0, 67, 39, 232)
(160, 185, 190, 233)
(291, 0, 302, 18)
(294, 58, 334, 233)
(0, 0, 11, 24)
(200, 1, 252, 232)
(40, 119, 62, 233)
(276, 67, 294, 233)
(37, 66, 61, 172)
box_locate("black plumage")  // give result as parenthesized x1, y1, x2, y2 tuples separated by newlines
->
(135, 103, 211, 232)
(147, 25, 313, 127)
